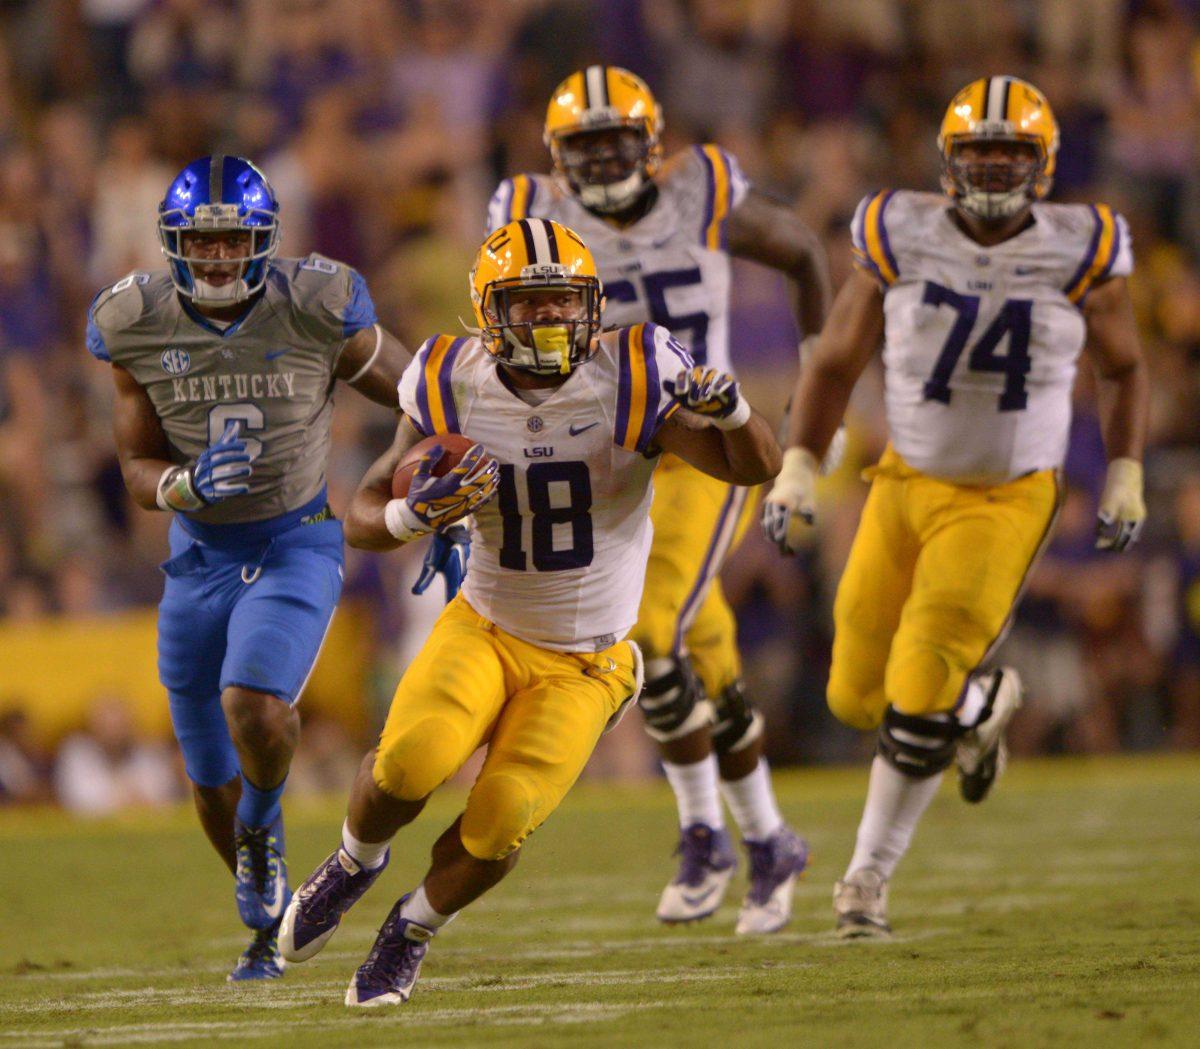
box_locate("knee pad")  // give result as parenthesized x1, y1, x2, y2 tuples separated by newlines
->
(877, 705, 960, 778)
(711, 679, 764, 756)
(373, 716, 465, 802)
(637, 656, 713, 743)
(461, 771, 538, 860)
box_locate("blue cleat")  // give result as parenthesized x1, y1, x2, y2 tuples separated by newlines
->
(736, 825, 810, 934)
(279, 846, 390, 963)
(227, 920, 286, 981)
(234, 815, 291, 930)
(655, 823, 738, 924)
(345, 895, 433, 1007)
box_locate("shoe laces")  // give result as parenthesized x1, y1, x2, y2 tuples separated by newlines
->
(360, 914, 427, 989)
(241, 926, 279, 966)
(299, 853, 355, 924)
(236, 827, 281, 895)
(674, 826, 721, 886)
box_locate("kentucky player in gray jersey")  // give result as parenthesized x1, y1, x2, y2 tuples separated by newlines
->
(86, 155, 411, 981)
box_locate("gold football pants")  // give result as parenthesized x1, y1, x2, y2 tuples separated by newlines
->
(630, 453, 758, 698)
(373, 594, 639, 860)
(828, 446, 1061, 731)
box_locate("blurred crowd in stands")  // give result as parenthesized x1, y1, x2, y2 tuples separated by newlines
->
(3, 0, 1200, 809)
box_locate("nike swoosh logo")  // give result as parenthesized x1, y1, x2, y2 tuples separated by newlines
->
(681, 884, 719, 907)
(569, 422, 600, 436)
(1013, 267, 1037, 276)
(265, 349, 291, 360)
(263, 870, 288, 919)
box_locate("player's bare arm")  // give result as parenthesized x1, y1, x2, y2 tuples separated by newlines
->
(1083, 276, 1148, 463)
(653, 402, 781, 485)
(334, 324, 412, 408)
(726, 188, 833, 332)
(110, 362, 174, 509)
(786, 268, 883, 458)
(343, 417, 427, 551)
(1082, 275, 1150, 550)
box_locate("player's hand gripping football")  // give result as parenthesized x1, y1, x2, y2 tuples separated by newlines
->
(663, 367, 751, 430)
(761, 447, 820, 554)
(387, 442, 499, 541)
(1095, 457, 1146, 552)
(412, 523, 471, 602)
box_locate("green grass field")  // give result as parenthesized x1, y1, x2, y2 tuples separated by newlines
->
(1, 754, 1198, 1049)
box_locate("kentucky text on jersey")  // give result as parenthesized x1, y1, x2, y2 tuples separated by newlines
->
(171, 373, 298, 402)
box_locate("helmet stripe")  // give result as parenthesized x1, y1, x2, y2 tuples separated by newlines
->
(1001, 77, 1014, 122)
(518, 218, 538, 263)
(545, 221, 561, 263)
(209, 154, 225, 203)
(986, 77, 1007, 121)
(524, 218, 556, 264)
(586, 65, 608, 110)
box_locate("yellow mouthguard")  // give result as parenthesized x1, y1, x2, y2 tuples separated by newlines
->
(532, 326, 571, 372)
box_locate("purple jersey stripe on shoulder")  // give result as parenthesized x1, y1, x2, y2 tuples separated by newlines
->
(696, 145, 716, 248)
(1064, 205, 1103, 298)
(635, 325, 662, 453)
(438, 337, 465, 433)
(414, 341, 436, 436)
(1097, 214, 1121, 282)
(878, 190, 899, 279)
(615, 327, 633, 448)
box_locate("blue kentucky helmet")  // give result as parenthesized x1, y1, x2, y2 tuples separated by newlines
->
(158, 155, 280, 305)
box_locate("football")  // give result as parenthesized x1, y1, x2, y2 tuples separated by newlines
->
(391, 433, 476, 498)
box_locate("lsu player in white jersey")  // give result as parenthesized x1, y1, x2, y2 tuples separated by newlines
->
(278, 217, 781, 1006)
(763, 77, 1149, 936)
(488, 66, 831, 933)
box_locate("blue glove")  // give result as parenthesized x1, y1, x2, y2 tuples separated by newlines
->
(412, 524, 471, 602)
(192, 421, 252, 503)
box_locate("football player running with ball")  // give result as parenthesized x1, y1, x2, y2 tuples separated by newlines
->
(279, 218, 781, 1007)
(488, 66, 831, 933)
(763, 78, 1149, 937)
(88, 156, 412, 979)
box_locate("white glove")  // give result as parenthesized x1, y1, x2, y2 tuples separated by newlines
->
(761, 447, 819, 554)
(1096, 457, 1146, 551)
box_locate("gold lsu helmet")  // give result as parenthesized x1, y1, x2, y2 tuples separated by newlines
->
(545, 65, 664, 214)
(938, 76, 1060, 220)
(470, 218, 604, 375)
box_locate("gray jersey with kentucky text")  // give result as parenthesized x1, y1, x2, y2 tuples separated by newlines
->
(87, 255, 378, 524)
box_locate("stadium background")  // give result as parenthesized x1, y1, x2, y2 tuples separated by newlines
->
(2, 0, 1199, 813)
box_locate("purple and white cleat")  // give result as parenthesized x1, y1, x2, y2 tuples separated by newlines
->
(736, 825, 809, 934)
(345, 895, 433, 1007)
(278, 846, 389, 963)
(656, 822, 737, 924)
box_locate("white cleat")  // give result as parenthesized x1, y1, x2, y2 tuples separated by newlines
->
(833, 867, 891, 939)
(656, 823, 738, 923)
(735, 826, 810, 935)
(958, 666, 1023, 804)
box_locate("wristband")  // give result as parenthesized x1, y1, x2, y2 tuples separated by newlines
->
(384, 498, 430, 542)
(156, 465, 206, 512)
(779, 446, 820, 484)
(711, 398, 752, 431)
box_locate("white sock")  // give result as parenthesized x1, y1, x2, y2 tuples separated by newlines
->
(663, 755, 724, 828)
(955, 675, 989, 729)
(399, 883, 456, 931)
(342, 820, 390, 871)
(719, 758, 784, 841)
(846, 755, 943, 880)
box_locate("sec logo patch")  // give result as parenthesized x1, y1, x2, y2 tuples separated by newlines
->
(161, 348, 191, 375)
